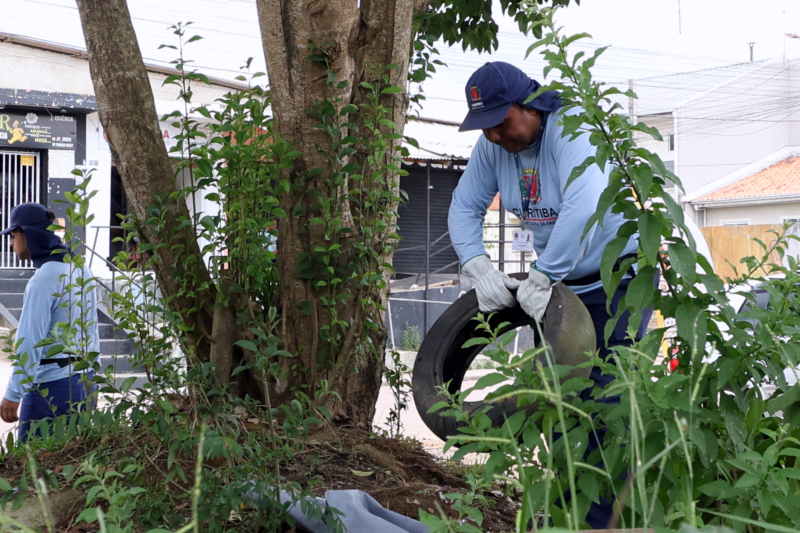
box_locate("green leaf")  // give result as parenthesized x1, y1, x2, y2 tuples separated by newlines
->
(565, 156, 595, 191)
(11, 492, 26, 512)
(350, 469, 374, 477)
(719, 394, 747, 452)
(157, 399, 176, 413)
(120, 376, 137, 392)
(426, 401, 451, 414)
(472, 372, 508, 391)
(235, 340, 258, 352)
(76, 507, 99, 524)
(624, 265, 657, 318)
(781, 467, 800, 480)
(734, 473, 761, 489)
(698, 480, 743, 499)
(746, 398, 766, 434)
(46, 344, 65, 356)
(0, 478, 11, 491)
(195, 158, 213, 178)
(669, 240, 697, 287)
(600, 234, 633, 301)
(461, 337, 491, 348)
(661, 192, 684, 227)
(578, 472, 600, 504)
(676, 301, 706, 356)
(380, 86, 404, 95)
(639, 211, 661, 264)
(767, 386, 800, 414)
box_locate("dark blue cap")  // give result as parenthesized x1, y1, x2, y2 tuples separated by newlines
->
(0, 203, 51, 235)
(459, 62, 563, 132)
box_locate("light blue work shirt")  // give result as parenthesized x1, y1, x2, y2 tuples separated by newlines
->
(4, 262, 99, 402)
(448, 107, 637, 294)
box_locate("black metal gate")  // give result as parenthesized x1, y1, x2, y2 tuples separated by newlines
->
(0, 150, 41, 269)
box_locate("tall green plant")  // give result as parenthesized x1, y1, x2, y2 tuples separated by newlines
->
(427, 4, 800, 532)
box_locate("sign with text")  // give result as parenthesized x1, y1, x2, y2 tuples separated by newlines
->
(0, 111, 78, 150)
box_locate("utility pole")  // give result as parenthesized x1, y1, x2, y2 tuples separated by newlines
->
(677, 0, 682, 34)
(749, 42, 755, 62)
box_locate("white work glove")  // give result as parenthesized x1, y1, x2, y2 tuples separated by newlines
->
(516, 263, 553, 323)
(462, 255, 521, 313)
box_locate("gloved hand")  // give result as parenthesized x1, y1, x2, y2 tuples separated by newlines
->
(462, 255, 521, 313)
(516, 263, 553, 323)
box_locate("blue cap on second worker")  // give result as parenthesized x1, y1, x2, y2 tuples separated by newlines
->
(459, 62, 562, 132)
(0, 203, 51, 235)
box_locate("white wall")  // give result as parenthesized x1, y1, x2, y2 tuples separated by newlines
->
(704, 202, 800, 226)
(0, 42, 237, 108)
(82, 112, 114, 279)
(0, 42, 240, 279)
(675, 60, 797, 198)
(635, 113, 674, 165)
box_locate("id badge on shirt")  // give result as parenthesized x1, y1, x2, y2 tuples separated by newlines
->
(512, 229, 534, 252)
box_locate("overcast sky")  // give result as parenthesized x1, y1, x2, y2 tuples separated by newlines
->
(2, 0, 799, 122)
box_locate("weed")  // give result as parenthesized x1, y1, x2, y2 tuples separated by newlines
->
(402, 322, 422, 352)
(384, 349, 412, 438)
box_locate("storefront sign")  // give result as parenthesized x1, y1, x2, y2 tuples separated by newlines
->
(0, 111, 78, 150)
(49, 150, 76, 178)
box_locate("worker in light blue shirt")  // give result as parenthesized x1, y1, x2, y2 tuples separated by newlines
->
(0, 203, 99, 442)
(450, 62, 651, 530)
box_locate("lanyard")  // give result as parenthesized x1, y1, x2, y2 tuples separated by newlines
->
(515, 116, 547, 227)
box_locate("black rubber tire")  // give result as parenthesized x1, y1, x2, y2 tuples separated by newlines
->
(411, 273, 596, 442)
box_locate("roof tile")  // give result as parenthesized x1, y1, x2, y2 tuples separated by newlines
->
(699, 155, 800, 201)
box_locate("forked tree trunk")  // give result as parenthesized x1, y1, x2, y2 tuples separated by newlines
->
(257, 0, 428, 426)
(76, 0, 428, 428)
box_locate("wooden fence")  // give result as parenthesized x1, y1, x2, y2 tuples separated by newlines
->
(699, 224, 784, 280)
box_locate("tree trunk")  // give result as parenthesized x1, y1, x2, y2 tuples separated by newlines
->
(75, 0, 217, 363)
(258, 0, 428, 426)
(75, 0, 430, 428)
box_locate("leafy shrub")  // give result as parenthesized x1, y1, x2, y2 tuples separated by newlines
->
(425, 4, 800, 532)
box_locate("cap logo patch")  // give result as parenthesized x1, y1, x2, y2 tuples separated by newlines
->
(470, 86, 482, 101)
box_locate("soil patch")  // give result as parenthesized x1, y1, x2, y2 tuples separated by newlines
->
(0, 427, 519, 532)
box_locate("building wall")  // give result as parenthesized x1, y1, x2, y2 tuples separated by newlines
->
(635, 113, 674, 165)
(0, 42, 232, 109)
(676, 61, 797, 198)
(82, 112, 114, 278)
(0, 42, 240, 278)
(703, 202, 800, 226)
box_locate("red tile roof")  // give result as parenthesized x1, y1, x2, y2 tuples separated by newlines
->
(699, 155, 800, 201)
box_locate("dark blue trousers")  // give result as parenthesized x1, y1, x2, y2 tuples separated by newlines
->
(574, 277, 653, 529)
(18, 372, 94, 443)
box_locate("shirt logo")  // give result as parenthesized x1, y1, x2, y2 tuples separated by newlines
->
(519, 167, 542, 206)
(512, 207, 559, 226)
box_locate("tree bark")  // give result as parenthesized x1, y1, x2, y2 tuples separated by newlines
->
(75, 0, 216, 362)
(75, 0, 432, 428)
(258, 0, 428, 426)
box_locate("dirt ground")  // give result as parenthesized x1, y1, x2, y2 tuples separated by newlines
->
(288, 428, 519, 531)
(0, 425, 519, 532)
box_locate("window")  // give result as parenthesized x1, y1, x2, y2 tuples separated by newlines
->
(782, 216, 800, 224)
(721, 219, 750, 226)
(668, 133, 675, 152)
